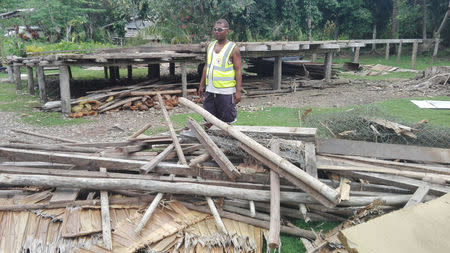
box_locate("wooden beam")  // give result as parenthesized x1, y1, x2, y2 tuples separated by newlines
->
(273, 56, 282, 90)
(208, 125, 316, 142)
(26, 66, 35, 95)
(157, 93, 186, 164)
(404, 184, 430, 208)
(187, 117, 240, 180)
(59, 65, 71, 114)
(100, 167, 112, 250)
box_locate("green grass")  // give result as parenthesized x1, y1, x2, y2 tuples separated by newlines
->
(0, 82, 90, 126)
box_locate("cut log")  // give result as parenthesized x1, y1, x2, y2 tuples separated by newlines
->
(179, 97, 340, 207)
(187, 117, 240, 180)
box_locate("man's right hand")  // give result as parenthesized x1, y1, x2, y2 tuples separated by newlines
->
(198, 85, 205, 99)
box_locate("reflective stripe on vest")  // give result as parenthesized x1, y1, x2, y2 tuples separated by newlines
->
(206, 40, 236, 88)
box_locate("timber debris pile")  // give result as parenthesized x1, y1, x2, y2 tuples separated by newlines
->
(0, 97, 449, 252)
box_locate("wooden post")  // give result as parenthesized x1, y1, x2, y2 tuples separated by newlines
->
(104, 67, 108, 79)
(115, 66, 120, 80)
(433, 37, 440, 60)
(36, 65, 47, 102)
(352, 47, 360, 63)
(7, 65, 14, 83)
(311, 53, 317, 62)
(157, 94, 187, 165)
(411, 40, 419, 69)
(26, 66, 35, 95)
(206, 196, 228, 234)
(147, 64, 160, 79)
(180, 62, 187, 97)
(109, 66, 115, 80)
(268, 141, 281, 249)
(396, 41, 402, 63)
(59, 65, 71, 115)
(169, 62, 175, 76)
(385, 43, 390, 61)
(324, 52, 333, 82)
(100, 167, 112, 250)
(273, 56, 282, 90)
(68, 66, 72, 79)
(13, 64, 22, 90)
(127, 65, 132, 80)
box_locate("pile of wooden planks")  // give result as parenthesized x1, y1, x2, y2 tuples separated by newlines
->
(41, 79, 198, 118)
(0, 96, 449, 252)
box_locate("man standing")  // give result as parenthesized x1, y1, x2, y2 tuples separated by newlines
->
(198, 19, 242, 124)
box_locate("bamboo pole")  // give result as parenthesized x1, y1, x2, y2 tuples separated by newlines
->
(135, 192, 164, 234)
(100, 167, 112, 250)
(206, 197, 228, 234)
(157, 93, 186, 164)
(268, 141, 281, 249)
(178, 97, 339, 207)
(11, 129, 81, 143)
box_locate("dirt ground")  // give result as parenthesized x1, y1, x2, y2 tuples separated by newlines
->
(0, 77, 448, 145)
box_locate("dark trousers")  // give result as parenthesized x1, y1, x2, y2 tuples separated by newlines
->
(203, 92, 237, 123)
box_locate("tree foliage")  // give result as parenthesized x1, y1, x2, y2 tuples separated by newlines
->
(0, 0, 449, 46)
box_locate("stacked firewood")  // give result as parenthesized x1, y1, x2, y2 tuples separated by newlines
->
(1, 97, 449, 252)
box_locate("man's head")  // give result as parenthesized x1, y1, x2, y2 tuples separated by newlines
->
(213, 19, 230, 42)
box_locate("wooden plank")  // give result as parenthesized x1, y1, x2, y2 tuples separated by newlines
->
(404, 184, 430, 208)
(209, 125, 316, 142)
(99, 167, 112, 250)
(50, 188, 80, 203)
(334, 171, 449, 196)
(339, 193, 450, 253)
(304, 142, 318, 178)
(59, 65, 71, 114)
(316, 138, 450, 164)
(187, 117, 240, 180)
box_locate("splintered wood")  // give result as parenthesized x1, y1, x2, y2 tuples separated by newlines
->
(0, 96, 449, 252)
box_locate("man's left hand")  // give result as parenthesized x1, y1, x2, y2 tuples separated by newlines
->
(234, 91, 241, 104)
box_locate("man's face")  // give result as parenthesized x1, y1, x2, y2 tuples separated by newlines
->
(213, 23, 229, 40)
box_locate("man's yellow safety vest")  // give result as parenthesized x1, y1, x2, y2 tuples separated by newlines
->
(205, 40, 236, 88)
